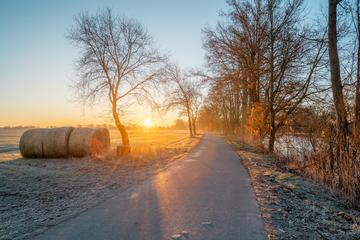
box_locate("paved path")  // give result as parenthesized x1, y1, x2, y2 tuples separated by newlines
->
(34, 134, 266, 240)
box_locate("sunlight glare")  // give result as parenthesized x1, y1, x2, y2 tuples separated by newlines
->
(144, 119, 153, 128)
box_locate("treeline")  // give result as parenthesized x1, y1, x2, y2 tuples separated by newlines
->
(0, 126, 38, 129)
(197, 0, 360, 202)
(199, 0, 327, 151)
(67, 2, 360, 201)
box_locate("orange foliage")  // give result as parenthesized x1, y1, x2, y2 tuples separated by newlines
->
(246, 103, 267, 147)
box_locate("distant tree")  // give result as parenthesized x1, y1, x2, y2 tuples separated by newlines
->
(67, 8, 166, 150)
(198, 105, 222, 132)
(172, 119, 187, 130)
(164, 64, 202, 137)
(189, 85, 203, 135)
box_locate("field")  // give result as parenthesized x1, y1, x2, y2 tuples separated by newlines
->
(0, 128, 198, 161)
(112, 129, 199, 158)
(0, 128, 202, 239)
(114, 129, 197, 147)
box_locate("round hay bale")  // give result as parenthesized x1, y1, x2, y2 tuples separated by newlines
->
(68, 128, 110, 157)
(19, 129, 45, 158)
(42, 127, 74, 158)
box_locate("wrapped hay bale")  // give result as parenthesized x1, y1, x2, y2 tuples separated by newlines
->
(42, 127, 74, 158)
(68, 128, 110, 157)
(19, 129, 45, 158)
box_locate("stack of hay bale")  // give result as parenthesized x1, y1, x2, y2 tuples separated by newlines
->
(19, 127, 110, 158)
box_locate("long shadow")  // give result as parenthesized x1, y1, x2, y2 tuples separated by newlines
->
(123, 180, 165, 240)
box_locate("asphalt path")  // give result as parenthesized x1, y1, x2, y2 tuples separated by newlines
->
(34, 134, 266, 240)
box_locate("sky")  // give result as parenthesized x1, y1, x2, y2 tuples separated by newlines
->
(0, 0, 322, 127)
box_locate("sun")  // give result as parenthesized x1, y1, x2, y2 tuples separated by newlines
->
(143, 119, 153, 128)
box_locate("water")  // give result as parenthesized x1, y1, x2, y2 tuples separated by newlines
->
(0, 128, 28, 160)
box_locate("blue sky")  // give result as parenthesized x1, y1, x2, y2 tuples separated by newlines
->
(0, 0, 322, 127)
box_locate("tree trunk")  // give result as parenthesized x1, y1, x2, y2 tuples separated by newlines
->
(186, 106, 194, 137)
(328, 0, 349, 141)
(268, 126, 276, 153)
(267, 0, 276, 153)
(354, 0, 360, 139)
(328, 0, 349, 188)
(192, 117, 197, 135)
(241, 88, 248, 137)
(112, 102, 130, 148)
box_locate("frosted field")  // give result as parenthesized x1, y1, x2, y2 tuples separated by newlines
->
(0, 128, 193, 160)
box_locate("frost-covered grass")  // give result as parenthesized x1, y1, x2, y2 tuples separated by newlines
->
(0, 129, 202, 240)
(273, 135, 314, 160)
(112, 129, 199, 157)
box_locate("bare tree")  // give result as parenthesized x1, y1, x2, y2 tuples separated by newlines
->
(190, 88, 203, 135)
(67, 9, 166, 150)
(327, 0, 353, 191)
(328, 0, 349, 148)
(264, 0, 328, 152)
(203, 0, 268, 136)
(164, 65, 201, 137)
(203, 0, 326, 151)
(350, 0, 360, 141)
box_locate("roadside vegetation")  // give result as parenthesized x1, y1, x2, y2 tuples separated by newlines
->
(229, 139, 360, 240)
(197, 0, 360, 204)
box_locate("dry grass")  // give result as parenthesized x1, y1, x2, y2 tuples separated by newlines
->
(109, 129, 200, 158)
(229, 139, 360, 240)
